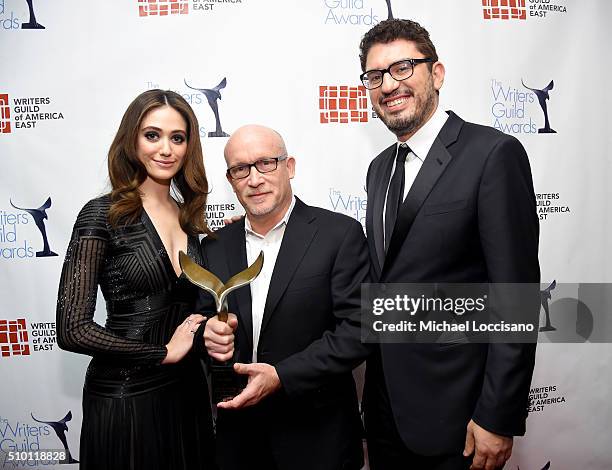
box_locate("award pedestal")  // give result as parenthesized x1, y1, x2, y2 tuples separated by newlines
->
(208, 130, 230, 138)
(21, 22, 45, 29)
(37, 249, 58, 257)
(210, 362, 248, 403)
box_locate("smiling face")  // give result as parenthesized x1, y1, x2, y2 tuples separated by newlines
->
(224, 125, 295, 231)
(136, 105, 188, 184)
(365, 39, 444, 140)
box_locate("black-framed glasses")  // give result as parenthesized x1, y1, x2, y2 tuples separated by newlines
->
(360, 58, 434, 90)
(226, 155, 288, 180)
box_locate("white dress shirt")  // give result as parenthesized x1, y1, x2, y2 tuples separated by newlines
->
(382, 106, 449, 246)
(244, 195, 296, 362)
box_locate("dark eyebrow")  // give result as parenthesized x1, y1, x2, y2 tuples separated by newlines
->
(141, 126, 186, 134)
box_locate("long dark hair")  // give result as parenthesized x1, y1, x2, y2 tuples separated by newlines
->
(107, 89, 211, 236)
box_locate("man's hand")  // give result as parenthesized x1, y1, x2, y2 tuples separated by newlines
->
(464, 419, 513, 470)
(217, 363, 281, 409)
(203, 313, 237, 362)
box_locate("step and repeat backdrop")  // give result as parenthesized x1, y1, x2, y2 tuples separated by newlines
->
(1, 0, 611, 468)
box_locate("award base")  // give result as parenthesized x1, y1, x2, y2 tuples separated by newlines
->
(210, 362, 247, 403)
(208, 130, 230, 138)
(21, 22, 45, 29)
(539, 325, 557, 332)
(36, 249, 58, 257)
(538, 128, 557, 134)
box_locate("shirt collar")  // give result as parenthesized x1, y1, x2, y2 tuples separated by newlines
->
(397, 105, 449, 162)
(245, 195, 296, 238)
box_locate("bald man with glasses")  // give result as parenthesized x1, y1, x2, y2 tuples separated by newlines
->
(195, 125, 371, 470)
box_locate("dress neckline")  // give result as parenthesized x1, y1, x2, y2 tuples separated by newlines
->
(140, 208, 191, 279)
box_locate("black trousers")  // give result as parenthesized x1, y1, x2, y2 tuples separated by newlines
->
(215, 403, 363, 470)
(364, 360, 472, 470)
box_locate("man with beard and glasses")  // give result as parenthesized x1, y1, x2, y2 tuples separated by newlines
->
(359, 19, 540, 470)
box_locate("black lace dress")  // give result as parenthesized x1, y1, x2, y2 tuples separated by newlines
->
(56, 195, 215, 470)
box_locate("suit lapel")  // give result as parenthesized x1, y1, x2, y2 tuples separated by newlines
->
(260, 198, 317, 334)
(370, 144, 396, 272)
(382, 111, 463, 279)
(224, 220, 254, 351)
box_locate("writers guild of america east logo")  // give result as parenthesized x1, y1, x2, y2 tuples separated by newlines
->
(539, 281, 595, 342)
(539, 280, 556, 332)
(10, 197, 58, 257)
(184, 77, 230, 137)
(522, 79, 556, 133)
(384, 0, 393, 19)
(31, 411, 79, 463)
(21, 0, 45, 29)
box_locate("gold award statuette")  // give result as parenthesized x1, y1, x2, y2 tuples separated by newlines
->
(179, 250, 264, 402)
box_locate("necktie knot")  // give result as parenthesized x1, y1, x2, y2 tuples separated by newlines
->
(396, 144, 411, 163)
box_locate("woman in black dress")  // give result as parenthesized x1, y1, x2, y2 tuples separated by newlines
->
(56, 90, 215, 469)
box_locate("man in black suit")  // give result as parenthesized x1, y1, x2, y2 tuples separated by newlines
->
(198, 125, 370, 470)
(358, 19, 540, 470)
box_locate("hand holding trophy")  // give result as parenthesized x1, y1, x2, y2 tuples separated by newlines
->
(179, 251, 264, 403)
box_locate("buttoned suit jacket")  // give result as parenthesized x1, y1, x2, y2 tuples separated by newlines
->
(363, 111, 540, 455)
(195, 197, 371, 470)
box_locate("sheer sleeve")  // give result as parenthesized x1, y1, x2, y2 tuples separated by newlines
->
(56, 198, 167, 364)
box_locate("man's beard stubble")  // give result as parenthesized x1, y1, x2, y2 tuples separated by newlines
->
(377, 82, 437, 138)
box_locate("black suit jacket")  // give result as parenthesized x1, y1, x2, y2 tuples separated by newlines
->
(196, 198, 370, 470)
(363, 111, 540, 455)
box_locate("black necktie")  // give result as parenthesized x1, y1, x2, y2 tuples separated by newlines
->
(385, 144, 410, 251)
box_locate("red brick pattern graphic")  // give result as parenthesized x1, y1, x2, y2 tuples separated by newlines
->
(319, 86, 368, 124)
(482, 0, 526, 20)
(139, 0, 189, 17)
(0, 319, 30, 357)
(0, 94, 11, 134)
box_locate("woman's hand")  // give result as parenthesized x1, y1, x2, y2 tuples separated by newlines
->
(162, 314, 206, 364)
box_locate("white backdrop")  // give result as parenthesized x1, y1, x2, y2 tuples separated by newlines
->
(1, 0, 611, 468)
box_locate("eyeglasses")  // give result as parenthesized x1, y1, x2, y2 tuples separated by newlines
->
(360, 58, 434, 90)
(226, 155, 288, 180)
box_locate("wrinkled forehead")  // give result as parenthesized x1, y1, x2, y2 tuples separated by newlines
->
(225, 128, 286, 165)
(365, 39, 421, 70)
